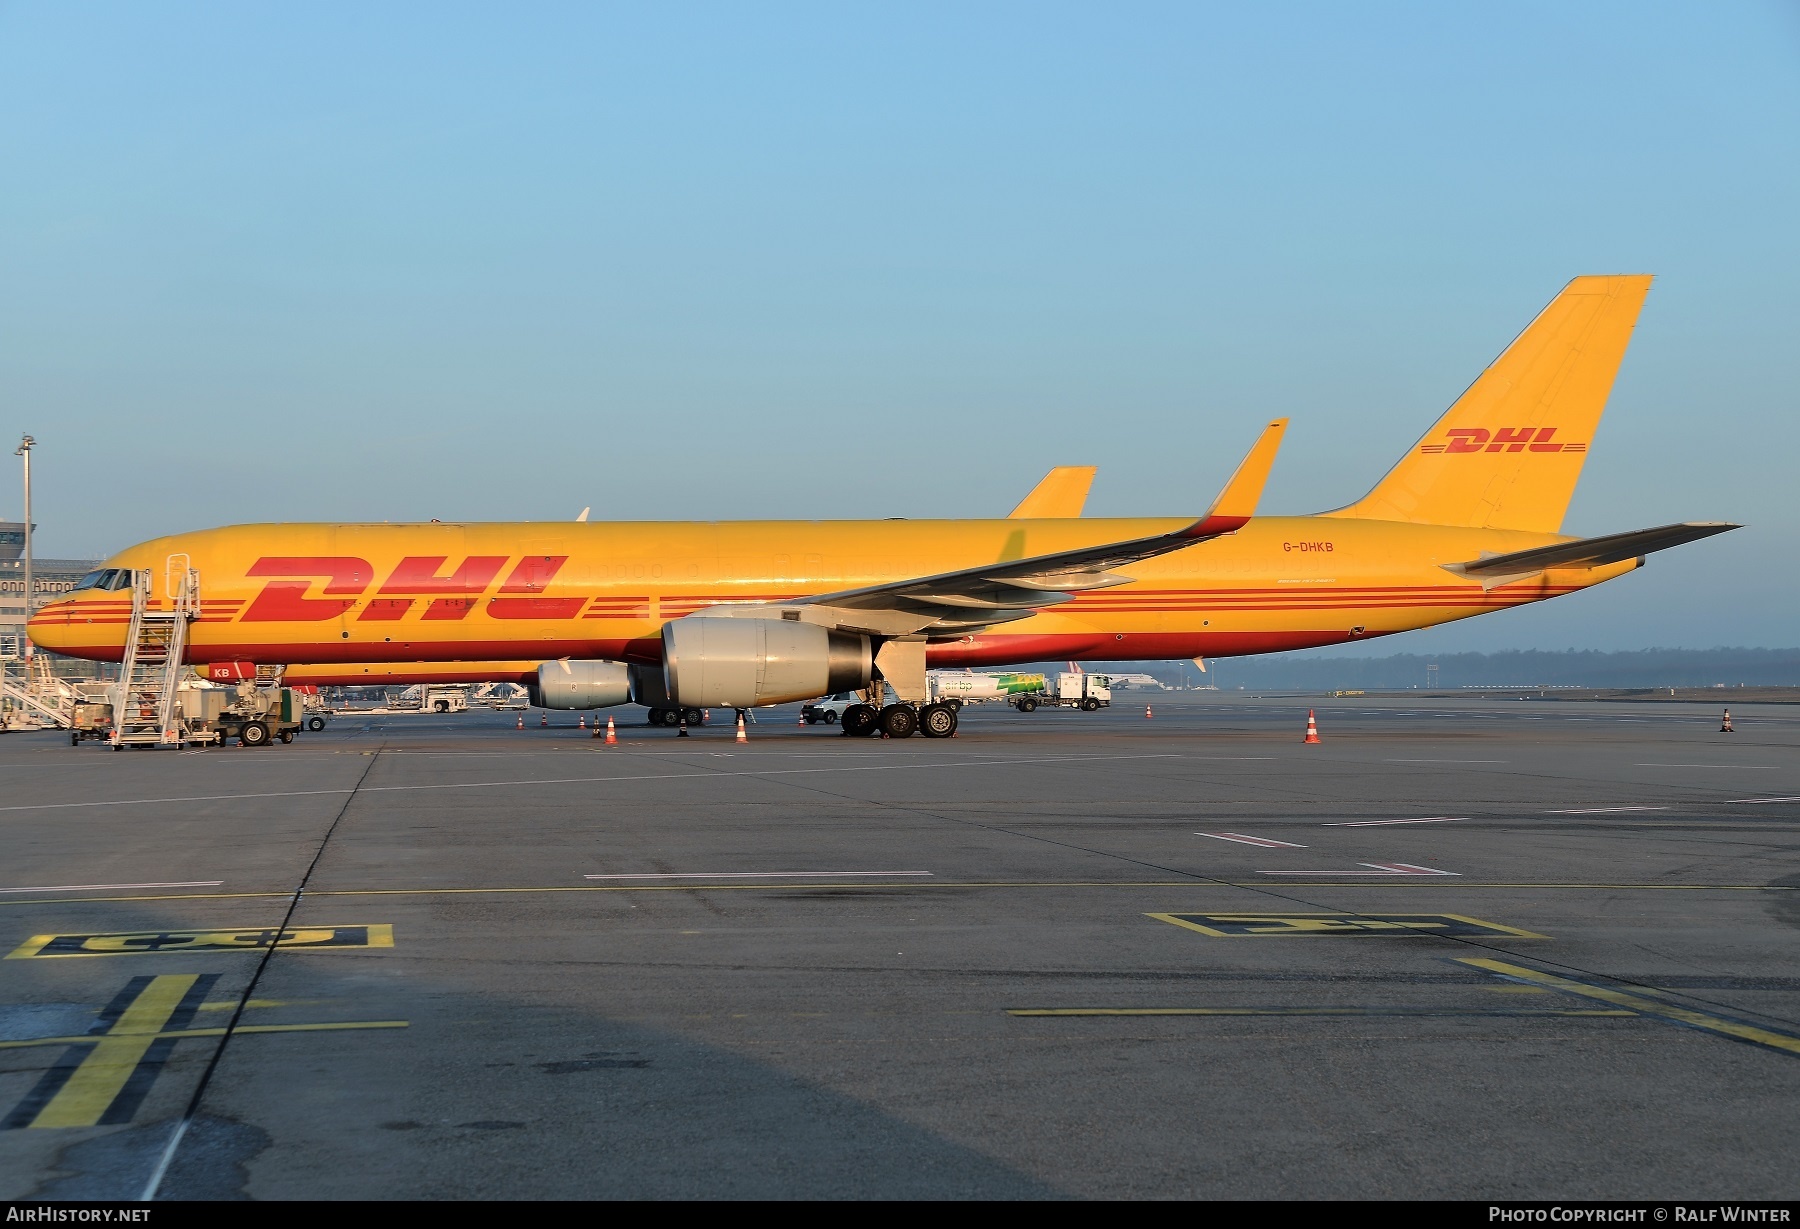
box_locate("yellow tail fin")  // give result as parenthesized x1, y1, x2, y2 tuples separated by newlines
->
(1327, 275, 1652, 532)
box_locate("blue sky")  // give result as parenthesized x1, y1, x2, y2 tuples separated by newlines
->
(2, 2, 1796, 650)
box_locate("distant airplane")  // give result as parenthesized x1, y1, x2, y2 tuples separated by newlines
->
(34, 275, 1737, 739)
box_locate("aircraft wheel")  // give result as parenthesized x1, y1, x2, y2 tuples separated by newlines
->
(879, 704, 918, 739)
(646, 707, 665, 726)
(840, 704, 877, 736)
(661, 709, 683, 727)
(240, 721, 270, 747)
(919, 703, 957, 738)
(683, 708, 704, 726)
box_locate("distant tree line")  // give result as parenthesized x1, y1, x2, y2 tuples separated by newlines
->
(1064, 648, 1800, 690)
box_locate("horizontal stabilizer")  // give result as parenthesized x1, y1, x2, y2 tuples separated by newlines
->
(1444, 522, 1739, 586)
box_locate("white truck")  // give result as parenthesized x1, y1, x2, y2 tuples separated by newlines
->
(1009, 671, 1111, 713)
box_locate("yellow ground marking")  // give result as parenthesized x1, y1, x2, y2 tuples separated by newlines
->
(0, 1020, 409, 1052)
(0, 882, 1790, 910)
(7, 924, 393, 959)
(1007, 1007, 1635, 1017)
(1459, 959, 1800, 1057)
(1148, 912, 1550, 939)
(196, 999, 298, 1011)
(29, 975, 198, 1129)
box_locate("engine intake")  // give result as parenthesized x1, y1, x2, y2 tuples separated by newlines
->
(526, 660, 632, 710)
(662, 617, 871, 708)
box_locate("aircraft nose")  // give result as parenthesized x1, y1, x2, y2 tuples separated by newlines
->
(25, 599, 77, 652)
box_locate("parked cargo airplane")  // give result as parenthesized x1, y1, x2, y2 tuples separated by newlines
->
(31, 276, 1736, 738)
(273, 464, 1101, 696)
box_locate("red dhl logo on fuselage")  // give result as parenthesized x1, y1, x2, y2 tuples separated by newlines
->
(241, 555, 583, 623)
(1418, 428, 1586, 455)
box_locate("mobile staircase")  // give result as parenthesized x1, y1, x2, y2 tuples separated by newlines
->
(111, 561, 201, 748)
(0, 642, 79, 731)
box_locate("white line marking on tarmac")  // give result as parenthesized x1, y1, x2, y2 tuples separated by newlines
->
(1726, 797, 1800, 805)
(1636, 764, 1780, 770)
(1196, 833, 1308, 848)
(1261, 863, 1461, 877)
(1546, 806, 1670, 815)
(1384, 759, 1506, 764)
(0, 881, 223, 894)
(0, 753, 1183, 813)
(584, 871, 933, 880)
(1321, 818, 1466, 827)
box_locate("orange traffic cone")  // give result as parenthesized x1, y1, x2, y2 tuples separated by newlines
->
(579, 714, 587, 730)
(1304, 710, 1321, 744)
(1145, 704, 1153, 719)
(703, 709, 710, 725)
(736, 713, 748, 743)
(540, 712, 548, 728)
(604, 715, 616, 744)
(1721, 709, 1734, 733)
(516, 714, 524, 730)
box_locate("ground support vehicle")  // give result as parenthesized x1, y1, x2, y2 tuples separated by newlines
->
(68, 701, 114, 745)
(1010, 672, 1111, 713)
(801, 693, 858, 724)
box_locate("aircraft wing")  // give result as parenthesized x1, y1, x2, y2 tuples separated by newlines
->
(1444, 522, 1739, 588)
(1009, 466, 1098, 518)
(792, 420, 1286, 635)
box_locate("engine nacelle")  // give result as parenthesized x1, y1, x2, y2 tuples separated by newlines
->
(662, 617, 871, 708)
(525, 660, 632, 710)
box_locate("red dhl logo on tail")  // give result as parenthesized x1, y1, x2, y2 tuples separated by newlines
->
(241, 555, 586, 623)
(1418, 428, 1587, 455)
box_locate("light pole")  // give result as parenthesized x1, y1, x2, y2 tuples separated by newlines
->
(14, 435, 33, 661)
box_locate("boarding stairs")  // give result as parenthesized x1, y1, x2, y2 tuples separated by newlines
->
(111, 562, 201, 748)
(0, 652, 81, 730)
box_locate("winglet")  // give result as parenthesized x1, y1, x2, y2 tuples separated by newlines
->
(1183, 419, 1287, 537)
(1009, 466, 1098, 518)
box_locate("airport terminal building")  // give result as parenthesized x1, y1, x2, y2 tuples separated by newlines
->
(0, 521, 99, 660)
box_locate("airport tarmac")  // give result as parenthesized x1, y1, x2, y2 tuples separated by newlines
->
(0, 692, 1795, 1200)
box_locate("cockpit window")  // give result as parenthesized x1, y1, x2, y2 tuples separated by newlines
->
(73, 569, 132, 592)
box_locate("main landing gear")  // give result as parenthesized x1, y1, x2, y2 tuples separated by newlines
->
(840, 702, 956, 739)
(645, 706, 705, 728)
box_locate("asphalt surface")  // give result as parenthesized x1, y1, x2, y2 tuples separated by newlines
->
(1, 692, 1796, 1200)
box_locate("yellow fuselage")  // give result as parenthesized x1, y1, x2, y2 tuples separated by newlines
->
(27, 516, 1634, 678)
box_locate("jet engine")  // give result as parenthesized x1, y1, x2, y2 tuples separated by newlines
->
(525, 660, 632, 710)
(661, 617, 871, 708)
